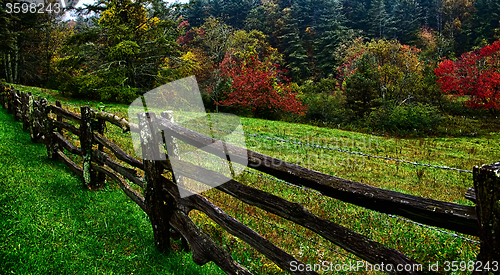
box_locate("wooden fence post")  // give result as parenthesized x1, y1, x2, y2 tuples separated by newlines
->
(12, 89, 19, 120)
(6, 87, 12, 113)
(8, 87, 15, 114)
(9, 88, 15, 115)
(160, 111, 189, 251)
(138, 112, 173, 253)
(0, 83, 4, 107)
(56, 101, 63, 134)
(40, 99, 56, 159)
(21, 92, 28, 131)
(80, 106, 95, 188)
(95, 118, 107, 186)
(474, 162, 500, 271)
(28, 95, 38, 142)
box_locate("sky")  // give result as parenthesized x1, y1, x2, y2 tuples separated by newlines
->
(74, 0, 189, 8)
(65, 0, 189, 20)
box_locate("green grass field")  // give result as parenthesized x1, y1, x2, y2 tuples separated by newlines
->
(3, 84, 500, 274)
(0, 107, 224, 275)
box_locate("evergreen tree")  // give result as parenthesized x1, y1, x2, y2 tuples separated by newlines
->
(244, 0, 281, 40)
(0, 0, 64, 86)
(390, 0, 422, 43)
(0, 0, 16, 83)
(220, 0, 259, 29)
(314, 0, 349, 77)
(470, 0, 500, 47)
(184, 0, 210, 27)
(344, 55, 381, 118)
(208, 0, 224, 18)
(341, 0, 371, 33)
(279, 7, 309, 81)
(293, 0, 315, 30)
(419, 0, 442, 32)
(0, 0, 15, 53)
(367, 0, 391, 38)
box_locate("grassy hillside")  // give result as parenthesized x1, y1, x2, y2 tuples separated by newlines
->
(5, 84, 500, 274)
(0, 107, 224, 274)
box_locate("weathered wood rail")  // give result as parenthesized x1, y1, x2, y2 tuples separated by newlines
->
(1, 83, 498, 274)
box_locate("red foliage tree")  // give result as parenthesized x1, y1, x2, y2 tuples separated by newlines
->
(219, 53, 307, 116)
(435, 40, 500, 111)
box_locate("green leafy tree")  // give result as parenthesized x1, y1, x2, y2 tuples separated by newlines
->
(344, 55, 382, 117)
(340, 39, 429, 108)
(56, 0, 181, 102)
(194, 17, 234, 64)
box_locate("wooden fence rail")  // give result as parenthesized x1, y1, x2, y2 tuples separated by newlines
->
(1, 83, 498, 274)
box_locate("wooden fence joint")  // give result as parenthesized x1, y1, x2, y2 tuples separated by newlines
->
(160, 111, 190, 252)
(22, 92, 28, 131)
(138, 112, 172, 253)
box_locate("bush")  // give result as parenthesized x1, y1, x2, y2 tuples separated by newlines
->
(300, 91, 354, 125)
(64, 69, 139, 104)
(298, 78, 338, 94)
(98, 86, 139, 104)
(368, 103, 442, 134)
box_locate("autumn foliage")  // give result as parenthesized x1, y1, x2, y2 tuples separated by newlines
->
(218, 53, 307, 116)
(435, 40, 500, 111)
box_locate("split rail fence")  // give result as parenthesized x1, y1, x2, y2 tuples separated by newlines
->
(1, 83, 498, 274)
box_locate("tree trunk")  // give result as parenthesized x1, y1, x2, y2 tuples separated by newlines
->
(3, 53, 9, 83)
(14, 46, 18, 83)
(6, 53, 13, 83)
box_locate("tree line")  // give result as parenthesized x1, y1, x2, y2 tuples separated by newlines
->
(0, 0, 499, 135)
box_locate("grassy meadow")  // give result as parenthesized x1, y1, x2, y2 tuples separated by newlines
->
(4, 84, 500, 274)
(0, 102, 224, 274)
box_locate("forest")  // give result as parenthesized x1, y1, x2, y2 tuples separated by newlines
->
(1, 0, 499, 136)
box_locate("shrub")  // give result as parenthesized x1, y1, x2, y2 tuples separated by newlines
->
(368, 103, 442, 134)
(300, 91, 354, 125)
(66, 72, 139, 104)
(298, 78, 338, 94)
(98, 86, 139, 104)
